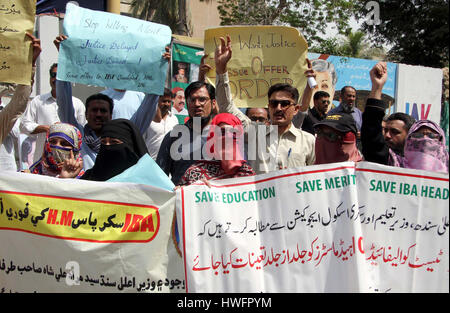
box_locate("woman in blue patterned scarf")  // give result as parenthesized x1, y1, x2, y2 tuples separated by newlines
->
(28, 122, 84, 178)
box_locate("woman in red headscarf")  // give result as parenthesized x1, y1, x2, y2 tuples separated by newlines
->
(179, 113, 255, 186)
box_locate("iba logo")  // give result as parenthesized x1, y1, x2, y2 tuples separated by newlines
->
(0, 191, 160, 243)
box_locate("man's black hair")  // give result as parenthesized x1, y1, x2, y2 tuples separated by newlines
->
(184, 81, 215, 101)
(267, 83, 299, 103)
(340, 85, 356, 95)
(49, 63, 58, 75)
(313, 90, 330, 101)
(386, 113, 416, 131)
(163, 88, 173, 98)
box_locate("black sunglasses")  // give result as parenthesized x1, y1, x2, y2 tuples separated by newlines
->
(268, 99, 294, 109)
(50, 72, 57, 78)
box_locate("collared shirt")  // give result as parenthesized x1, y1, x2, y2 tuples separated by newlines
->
(215, 72, 316, 174)
(171, 106, 188, 116)
(101, 88, 145, 120)
(19, 92, 86, 163)
(246, 123, 316, 174)
(144, 112, 179, 159)
(328, 104, 363, 131)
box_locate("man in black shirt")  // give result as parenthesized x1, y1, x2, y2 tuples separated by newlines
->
(301, 91, 330, 135)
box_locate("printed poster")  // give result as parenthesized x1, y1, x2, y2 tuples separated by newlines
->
(57, 3, 172, 94)
(171, 35, 204, 124)
(177, 161, 449, 293)
(0, 0, 36, 85)
(204, 26, 309, 108)
(307, 53, 398, 114)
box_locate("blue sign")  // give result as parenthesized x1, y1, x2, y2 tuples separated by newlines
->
(57, 3, 172, 94)
(307, 53, 398, 112)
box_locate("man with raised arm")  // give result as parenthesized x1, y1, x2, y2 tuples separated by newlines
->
(361, 62, 417, 166)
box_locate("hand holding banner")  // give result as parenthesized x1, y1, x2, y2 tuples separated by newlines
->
(177, 161, 449, 293)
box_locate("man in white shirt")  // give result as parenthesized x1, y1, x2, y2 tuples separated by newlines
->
(20, 63, 86, 164)
(143, 88, 179, 159)
(214, 36, 315, 174)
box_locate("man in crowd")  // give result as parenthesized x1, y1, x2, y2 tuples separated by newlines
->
(213, 35, 315, 173)
(143, 88, 179, 160)
(383, 112, 416, 156)
(19, 63, 86, 164)
(328, 85, 362, 131)
(156, 81, 216, 185)
(245, 107, 269, 125)
(301, 90, 331, 135)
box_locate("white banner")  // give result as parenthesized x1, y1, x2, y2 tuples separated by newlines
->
(395, 64, 443, 124)
(177, 162, 449, 293)
(0, 171, 185, 293)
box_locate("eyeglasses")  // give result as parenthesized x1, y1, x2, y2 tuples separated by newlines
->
(321, 100, 330, 105)
(410, 132, 441, 140)
(160, 99, 171, 103)
(188, 96, 210, 105)
(268, 99, 294, 109)
(50, 72, 57, 78)
(316, 128, 342, 142)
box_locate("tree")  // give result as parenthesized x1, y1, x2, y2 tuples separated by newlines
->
(216, 0, 366, 45)
(310, 31, 386, 60)
(361, 0, 449, 68)
(130, 0, 192, 35)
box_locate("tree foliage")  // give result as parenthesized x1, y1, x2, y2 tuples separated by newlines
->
(130, 0, 191, 35)
(309, 30, 386, 60)
(361, 0, 449, 68)
(216, 0, 365, 44)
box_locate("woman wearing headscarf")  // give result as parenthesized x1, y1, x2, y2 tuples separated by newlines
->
(80, 119, 149, 181)
(28, 122, 84, 178)
(179, 113, 255, 186)
(401, 120, 449, 173)
(313, 113, 363, 165)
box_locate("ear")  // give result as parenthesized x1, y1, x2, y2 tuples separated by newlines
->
(293, 103, 300, 115)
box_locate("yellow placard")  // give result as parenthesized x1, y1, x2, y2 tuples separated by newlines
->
(0, 191, 160, 243)
(204, 26, 308, 108)
(0, 0, 36, 85)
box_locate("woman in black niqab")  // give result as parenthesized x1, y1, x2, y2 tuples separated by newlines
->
(81, 119, 148, 181)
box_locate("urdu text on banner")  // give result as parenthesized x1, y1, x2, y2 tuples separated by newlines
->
(0, 0, 36, 85)
(57, 3, 172, 94)
(177, 161, 449, 293)
(0, 171, 186, 293)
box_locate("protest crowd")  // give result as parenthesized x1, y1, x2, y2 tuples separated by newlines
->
(1, 35, 447, 181)
(0, 3, 448, 294)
